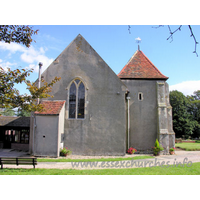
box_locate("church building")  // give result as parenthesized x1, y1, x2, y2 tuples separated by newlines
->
(29, 34, 175, 157)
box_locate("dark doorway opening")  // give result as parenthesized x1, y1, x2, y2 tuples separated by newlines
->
(0, 116, 30, 151)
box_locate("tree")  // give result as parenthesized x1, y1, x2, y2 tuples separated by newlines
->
(0, 25, 61, 112)
(17, 108, 31, 117)
(193, 90, 200, 100)
(0, 25, 38, 47)
(170, 90, 199, 139)
(0, 66, 61, 112)
(0, 107, 15, 116)
(187, 90, 200, 138)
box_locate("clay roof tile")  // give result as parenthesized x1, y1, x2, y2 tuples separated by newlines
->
(118, 50, 168, 80)
(34, 100, 65, 115)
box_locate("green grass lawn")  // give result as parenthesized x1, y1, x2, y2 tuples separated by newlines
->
(1, 162, 200, 175)
(37, 155, 153, 163)
(175, 142, 200, 151)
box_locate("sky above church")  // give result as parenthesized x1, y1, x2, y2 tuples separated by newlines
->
(1, 25, 200, 96)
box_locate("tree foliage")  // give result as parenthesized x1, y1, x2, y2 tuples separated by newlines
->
(17, 108, 31, 117)
(170, 90, 200, 139)
(0, 25, 61, 114)
(0, 66, 61, 112)
(0, 107, 15, 116)
(0, 25, 38, 47)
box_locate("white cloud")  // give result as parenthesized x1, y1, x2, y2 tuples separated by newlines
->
(27, 57, 54, 73)
(0, 41, 26, 53)
(0, 41, 53, 73)
(169, 80, 200, 96)
(0, 59, 17, 71)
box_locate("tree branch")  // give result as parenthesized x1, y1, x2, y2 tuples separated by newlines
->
(152, 25, 198, 57)
(167, 25, 182, 43)
(152, 25, 164, 29)
(128, 25, 131, 34)
(188, 25, 198, 57)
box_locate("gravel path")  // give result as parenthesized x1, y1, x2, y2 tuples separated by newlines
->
(1, 151, 200, 170)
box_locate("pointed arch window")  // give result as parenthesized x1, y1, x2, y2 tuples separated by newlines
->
(69, 79, 85, 119)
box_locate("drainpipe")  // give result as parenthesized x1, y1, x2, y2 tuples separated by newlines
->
(37, 62, 43, 105)
(126, 96, 131, 149)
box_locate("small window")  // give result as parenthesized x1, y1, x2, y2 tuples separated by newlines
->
(68, 79, 85, 119)
(138, 92, 143, 101)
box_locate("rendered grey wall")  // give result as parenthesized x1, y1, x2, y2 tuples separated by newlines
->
(40, 35, 127, 155)
(34, 115, 59, 157)
(121, 79, 158, 151)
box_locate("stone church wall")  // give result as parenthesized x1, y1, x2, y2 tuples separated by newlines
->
(40, 35, 127, 155)
(121, 79, 158, 151)
(157, 81, 175, 154)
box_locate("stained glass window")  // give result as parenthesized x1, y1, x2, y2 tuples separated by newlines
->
(78, 82, 85, 118)
(69, 79, 85, 119)
(69, 82, 76, 118)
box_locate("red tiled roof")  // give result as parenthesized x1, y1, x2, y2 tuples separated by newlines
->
(118, 50, 168, 80)
(35, 100, 65, 115)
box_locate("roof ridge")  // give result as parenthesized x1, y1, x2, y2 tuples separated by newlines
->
(118, 51, 139, 76)
(126, 50, 139, 65)
(139, 51, 168, 78)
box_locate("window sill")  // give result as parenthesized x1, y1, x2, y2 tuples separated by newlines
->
(68, 118, 85, 120)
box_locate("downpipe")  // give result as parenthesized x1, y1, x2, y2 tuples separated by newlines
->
(126, 96, 131, 149)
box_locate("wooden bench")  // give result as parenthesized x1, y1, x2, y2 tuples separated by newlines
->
(0, 157, 37, 169)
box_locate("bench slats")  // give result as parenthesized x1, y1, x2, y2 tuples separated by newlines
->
(1, 161, 37, 164)
(0, 157, 37, 169)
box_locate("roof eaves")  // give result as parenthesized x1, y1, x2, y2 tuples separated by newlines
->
(34, 113, 60, 116)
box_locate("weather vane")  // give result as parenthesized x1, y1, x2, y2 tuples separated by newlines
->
(135, 37, 141, 50)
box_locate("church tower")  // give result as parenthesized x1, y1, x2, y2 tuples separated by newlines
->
(118, 48, 175, 154)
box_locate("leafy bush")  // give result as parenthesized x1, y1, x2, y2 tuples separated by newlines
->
(152, 139, 163, 156)
(155, 139, 160, 148)
(169, 147, 175, 152)
(127, 147, 137, 154)
(60, 147, 72, 156)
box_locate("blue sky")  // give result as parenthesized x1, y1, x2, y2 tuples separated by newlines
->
(1, 25, 200, 95)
